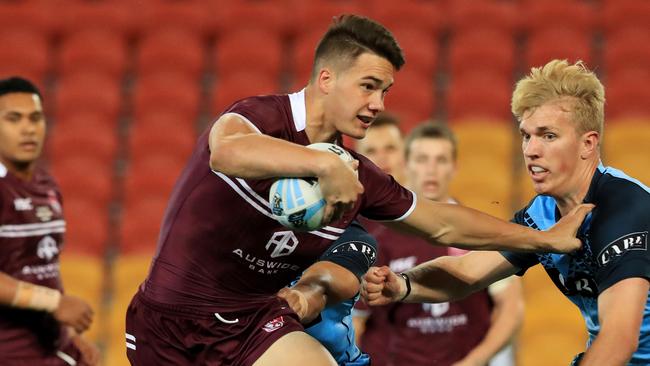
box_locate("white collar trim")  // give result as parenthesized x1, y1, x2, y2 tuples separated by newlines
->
(288, 89, 306, 132)
(0, 162, 6, 178)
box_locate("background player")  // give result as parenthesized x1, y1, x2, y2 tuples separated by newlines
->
(0, 77, 98, 365)
(125, 16, 591, 366)
(354, 113, 406, 184)
(354, 121, 523, 366)
(362, 59, 650, 365)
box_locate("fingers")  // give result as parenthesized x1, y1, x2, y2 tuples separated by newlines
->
(570, 203, 595, 218)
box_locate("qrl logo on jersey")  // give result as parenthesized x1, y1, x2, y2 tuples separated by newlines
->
(262, 316, 285, 333)
(265, 231, 299, 258)
(37, 236, 59, 261)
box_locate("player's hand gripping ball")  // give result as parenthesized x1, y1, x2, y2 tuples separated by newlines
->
(269, 143, 354, 231)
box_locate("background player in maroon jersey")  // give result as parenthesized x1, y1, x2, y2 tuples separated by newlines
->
(125, 15, 590, 366)
(354, 113, 406, 185)
(0, 77, 98, 365)
(354, 121, 523, 366)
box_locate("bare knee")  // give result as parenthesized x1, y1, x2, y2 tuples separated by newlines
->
(253, 331, 337, 366)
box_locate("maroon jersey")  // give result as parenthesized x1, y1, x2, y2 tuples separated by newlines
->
(141, 90, 415, 314)
(356, 219, 492, 366)
(0, 163, 70, 359)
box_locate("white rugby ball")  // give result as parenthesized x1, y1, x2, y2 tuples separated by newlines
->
(269, 143, 353, 231)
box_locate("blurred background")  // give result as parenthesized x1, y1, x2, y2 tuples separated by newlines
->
(1, 0, 648, 364)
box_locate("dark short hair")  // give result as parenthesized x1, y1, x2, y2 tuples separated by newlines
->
(312, 14, 405, 78)
(404, 122, 458, 160)
(370, 112, 402, 135)
(0, 76, 42, 100)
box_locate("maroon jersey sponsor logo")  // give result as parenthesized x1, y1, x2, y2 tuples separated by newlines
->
(262, 316, 285, 333)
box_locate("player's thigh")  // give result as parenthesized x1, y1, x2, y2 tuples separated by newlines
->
(253, 331, 337, 366)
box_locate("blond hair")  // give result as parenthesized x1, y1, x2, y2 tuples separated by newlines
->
(512, 59, 604, 136)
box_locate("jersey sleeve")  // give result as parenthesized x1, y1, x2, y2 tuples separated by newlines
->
(319, 221, 378, 280)
(222, 96, 288, 138)
(590, 179, 650, 292)
(499, 208, 540, 275)
(353, 153, 415, 221)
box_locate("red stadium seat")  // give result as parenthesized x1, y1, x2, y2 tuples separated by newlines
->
(137, 1, 211, 37)
(0, 30, 50, 85)
(525, 29, 592, 70)
(604, 28, 650, 79)
(291, 30, 324, 86)
(213, 29, 284, 78)
(290, 1, 366, 36)
(606, 73, 650, 120)
(390, 28, 438, 78)
(211, 71, 281, 115)
(449, 29, 515, 78)
(55, 72, 122, 121)
(0, 2, 55, 35)
(448, 0, 519, 35)
(210, 0, 287, 37)
(49, 155, 114, 210)
(48, 120, 118, 164)
(59, 2, 133, 36)
(384, 71, 435, 131)
(602, 0, 650, 35)
(368, 0, 443, 36)
(128, 123, 196, 168)
(132, 72, 201, 121)
(447, 72, 513, 122)
(55, 110, 118, 130)
(61, 197, 110, 256)
(119, 196, 169, 254)
(58, 30, 128, 79)
(136, 29, 205, 81)
(522, 0, 595, 35)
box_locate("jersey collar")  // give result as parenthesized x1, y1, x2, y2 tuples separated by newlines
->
(288, 89, 306, 132)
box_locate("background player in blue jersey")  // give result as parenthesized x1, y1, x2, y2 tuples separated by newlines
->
(362, 59, 650, 366)
(278, 221, 374, 366)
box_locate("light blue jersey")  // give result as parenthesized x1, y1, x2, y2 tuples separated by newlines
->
(502, 165, 650, 364)
(306, 296, 370, 365)
(291, 221, 375, 365)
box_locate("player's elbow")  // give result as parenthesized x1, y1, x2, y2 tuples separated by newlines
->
(209, 139, 237, 173)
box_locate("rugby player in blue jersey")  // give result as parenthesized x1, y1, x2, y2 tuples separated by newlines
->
(278, 221, 374, 365)
(362, 59, 650, 365)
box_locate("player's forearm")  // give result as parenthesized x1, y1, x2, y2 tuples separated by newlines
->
(408, 200, 560, 252)
(404, 257, 481, 303)
(580, 331, 636, 366)
(0, 272, 61, 312)
(209, 132, 338, 179)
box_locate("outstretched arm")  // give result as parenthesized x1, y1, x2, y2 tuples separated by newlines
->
(278, 261, 360, 323)
(362, 251, 519, 305)
(392, 199, 593, 253)
(580, 278, 648, 365)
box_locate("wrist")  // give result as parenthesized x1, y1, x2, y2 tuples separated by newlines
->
(11, 281, 61, 313)
(399, 272, 412, 302)
(314, 151, 340, 178)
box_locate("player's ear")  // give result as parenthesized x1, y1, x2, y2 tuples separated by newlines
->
(580, 130, 599, 159)
(317, 67, 335, 94)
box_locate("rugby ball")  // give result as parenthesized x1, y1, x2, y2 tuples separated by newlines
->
(269, 143, 354, 231)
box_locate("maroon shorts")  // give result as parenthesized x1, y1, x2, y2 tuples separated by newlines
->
(125, 291, 303, 366)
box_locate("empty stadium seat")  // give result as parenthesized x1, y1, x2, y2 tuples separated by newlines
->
(58, 30, 128, 79)
(605, 73, 650, 120)
(604, 28, 650, 79)
(119, 196, 169, 254)
(390, 28, 438, 78)
(211, 71, 281, 115)
(368, 0, 442, 36)
(137, 0, 211, 37)
(55, 72, 122, 121)
(210, 0, 287, 37)
(522, 0, 595, 35)
(48, 121, 118, 164)
(449, 29, 515, 78)
(132, 72, 202, 121)
(384, 71, 435, 131)
(447, 72, 513, 121)
(213, 29, 284, 77)
(525, 29, 593, 70)
(59, 2, 133, 36)
(601, 0, 650, 35)
(0, 30, 50, 85)
(448, 0, 519, 36)
(136, 29, 205, 81)
(62, 197, 110, 256)
(290, 0, 365, 36)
